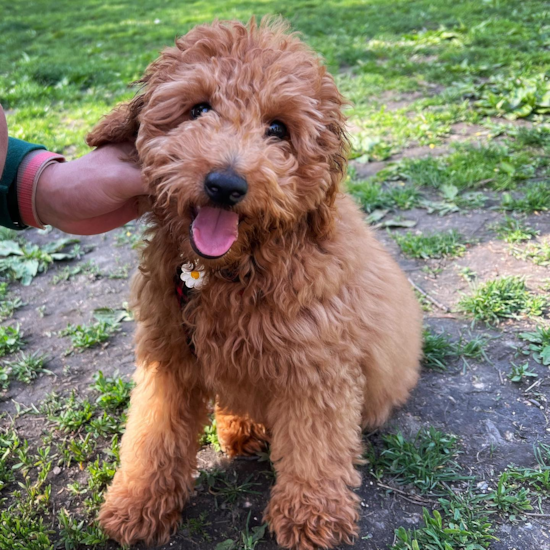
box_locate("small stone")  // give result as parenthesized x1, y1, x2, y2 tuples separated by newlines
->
(53, 466, 61, 476)
(476, 481, 489, 491)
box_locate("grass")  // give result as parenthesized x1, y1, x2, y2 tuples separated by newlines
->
(490, 216, 538, 243)
(346, 177, 421, 213)
(392, 506, 495, 550)
(367, 428, 470, 493)
(511, 237, 550, 267)
(501, 182, 550, 213)
(0, 282, 22, 320)
(0, 373, 132, 549)
(197, 469, 261, 509)
(422, 328, 488, 371)
(395, 142, 540, 191)
(393, 229, 467, 259)
(458, 276, 546, 324)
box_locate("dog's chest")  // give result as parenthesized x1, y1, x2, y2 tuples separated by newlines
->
(177, 275, 293, 383)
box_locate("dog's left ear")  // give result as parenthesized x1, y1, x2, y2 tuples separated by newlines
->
(308, 73, 349, 240)
(86, 92, 146, 148)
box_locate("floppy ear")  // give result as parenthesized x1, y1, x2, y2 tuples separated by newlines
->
(308, 74, 349, 240)
(86, 92, 146, 148)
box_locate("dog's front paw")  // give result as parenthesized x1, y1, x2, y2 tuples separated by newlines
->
(98, 478, 186, 546)
(265, 482, 359, 550)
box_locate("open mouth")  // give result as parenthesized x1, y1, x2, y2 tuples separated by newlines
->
(189, 206, 239, 259)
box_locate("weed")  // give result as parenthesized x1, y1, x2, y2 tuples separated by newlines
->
(458, 266, 477, 282)
(508, 362, 538, 383)
(368, 428, 470, 493)
(58, 434, 97, 467)
(458, 276, 546, 324)
(90, 371, 133, 411)
(4, 352, 49, 384)
(0, 237, 84, 285)
(197, 470, 261, 508)
(183, 512, 212, 542)
(51, 260, 101, 284)
(215, 512, 267, 550)
(45, 392, 95, 433)
(502, 182, 550, 213)
(88, 412, 125, 437)
(0, 282, 22, 320)
(201, 418, 222, 452)
(107, 263, 131, 279)
(392, 505, 495, 550)
(490, 216, 538, 243)
(422, 329, 488, 371)
(422, 329, 455, 371)
(413, 289, 433, 312)
(393, 230, 467, 259)
(518, 326, 550, 366)
(347, 179, 420, 213)
(57, 509, 108, 549)
(115, 222, 146, 249)
(0, 325, 24, 357)
(60, 320, 118, 351)
(511, 237, 550, 267)
(486, 471, 533, 519)
(475, 72, 550, 119)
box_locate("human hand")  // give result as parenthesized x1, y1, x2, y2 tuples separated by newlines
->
(36, 143, 146, 235)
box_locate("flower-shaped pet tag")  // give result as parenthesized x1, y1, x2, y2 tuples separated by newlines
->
(180, 262, 206, 289)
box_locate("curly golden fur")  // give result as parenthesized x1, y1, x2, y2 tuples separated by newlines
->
(87, 17, 422, 550)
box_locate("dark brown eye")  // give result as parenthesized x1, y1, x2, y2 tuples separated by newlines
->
(266, 120, 289, 140)
(190, 103, 212, 120)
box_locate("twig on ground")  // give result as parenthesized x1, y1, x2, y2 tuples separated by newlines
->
(408, 277, 450, 313)
(376, 481, 439, 506)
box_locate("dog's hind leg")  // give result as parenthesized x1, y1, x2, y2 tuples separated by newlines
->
(215, 403, 270, 457)
(98, 361, 209, 547)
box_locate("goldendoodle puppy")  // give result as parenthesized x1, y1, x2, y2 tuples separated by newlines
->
(87, 17, 422, 550)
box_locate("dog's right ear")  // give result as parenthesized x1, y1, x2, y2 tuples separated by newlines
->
(86, 92, 146, 148)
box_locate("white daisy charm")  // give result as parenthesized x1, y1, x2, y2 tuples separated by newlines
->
(180, 262, 206, 289)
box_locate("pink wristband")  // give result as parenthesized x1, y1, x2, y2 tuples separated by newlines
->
(17, 150, 65, 228)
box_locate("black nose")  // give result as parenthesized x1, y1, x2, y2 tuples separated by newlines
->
(204, 171, 248, 206)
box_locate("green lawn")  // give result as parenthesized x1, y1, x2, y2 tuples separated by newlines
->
(2, 0, 549, 157)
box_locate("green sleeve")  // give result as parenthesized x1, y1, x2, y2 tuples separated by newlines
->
(0, 137, 46, 230)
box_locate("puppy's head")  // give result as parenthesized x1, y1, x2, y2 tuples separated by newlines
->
(88, 18, 348, 265)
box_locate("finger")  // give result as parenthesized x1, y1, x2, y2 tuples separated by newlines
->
(89, 144, 148, 201)
(59, 199, 141, 236)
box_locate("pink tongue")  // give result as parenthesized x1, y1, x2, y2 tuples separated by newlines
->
(192, 206, 239, 257)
